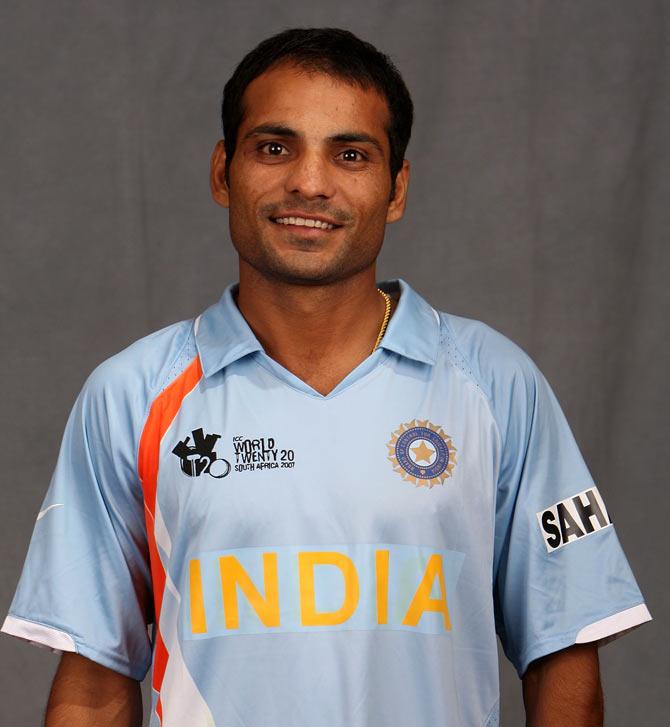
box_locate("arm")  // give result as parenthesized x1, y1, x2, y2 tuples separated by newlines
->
(522, 642, 603, 727)
(45, 653, 142, 727)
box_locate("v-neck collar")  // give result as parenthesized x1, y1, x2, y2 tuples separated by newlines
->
(195, 279, 441, 396)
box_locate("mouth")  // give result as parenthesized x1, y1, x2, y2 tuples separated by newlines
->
(269, 214, 342, 231)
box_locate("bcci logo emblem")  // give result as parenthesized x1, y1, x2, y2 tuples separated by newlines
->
(387, 420, 457, 488)
(172, 427, 231, 479)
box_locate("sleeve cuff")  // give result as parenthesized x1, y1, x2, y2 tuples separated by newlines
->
(1, 614, 77, 654)
(575, 603, 652, 645)
(516, 602, 652, 676)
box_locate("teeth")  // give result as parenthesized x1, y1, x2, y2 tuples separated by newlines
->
(274, 216, 334, 230)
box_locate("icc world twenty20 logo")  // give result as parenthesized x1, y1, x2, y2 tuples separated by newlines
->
(172, 427, 231, 479)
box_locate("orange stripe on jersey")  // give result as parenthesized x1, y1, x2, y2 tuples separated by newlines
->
(139, 355, 203, 519)
(138, 355, 203, 721)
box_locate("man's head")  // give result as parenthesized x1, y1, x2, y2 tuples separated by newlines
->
(211, 28, 414, 286)
(221, 28, 413, 196)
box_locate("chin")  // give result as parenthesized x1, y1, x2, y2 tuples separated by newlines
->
(236, 234, 374, 286)
(265, 264, 348, 286)
(251, 247, 350, 285)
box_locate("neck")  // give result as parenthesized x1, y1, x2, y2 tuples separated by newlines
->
(236, 264, 393, 395)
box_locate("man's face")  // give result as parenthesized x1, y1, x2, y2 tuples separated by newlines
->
(211, 63, 409, 285)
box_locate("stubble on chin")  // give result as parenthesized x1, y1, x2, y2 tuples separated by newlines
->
(234, 236, 352, 286)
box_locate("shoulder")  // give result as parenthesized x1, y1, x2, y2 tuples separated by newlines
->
(436, 311, 539, 401)
(435, 310, 572, 461)
(434, 310, 552, 454)
(78, 318, 197, 427)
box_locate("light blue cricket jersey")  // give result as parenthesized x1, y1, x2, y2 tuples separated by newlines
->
(3, 279, 650, 726)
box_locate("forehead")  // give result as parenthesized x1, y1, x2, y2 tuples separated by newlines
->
(238, 63, 390, 148)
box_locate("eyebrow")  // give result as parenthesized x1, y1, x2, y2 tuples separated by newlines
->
(243, 124, 385, 156)
(243, 123, 298, 140)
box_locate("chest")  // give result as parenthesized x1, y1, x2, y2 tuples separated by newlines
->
(154, 358, 499, 556)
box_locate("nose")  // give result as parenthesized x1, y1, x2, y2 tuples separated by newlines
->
(283, 150, 335, 200)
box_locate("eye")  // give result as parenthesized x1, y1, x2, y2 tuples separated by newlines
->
(259, 141, 289, 156)
(338, 149, 366, 163)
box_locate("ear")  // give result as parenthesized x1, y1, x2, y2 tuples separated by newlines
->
(386, 159, 410, 224)
(210, 140, 230, 208)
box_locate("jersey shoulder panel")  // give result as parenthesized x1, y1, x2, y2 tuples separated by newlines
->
(437, 312, 538, 441)
(82, 318, 197, 440)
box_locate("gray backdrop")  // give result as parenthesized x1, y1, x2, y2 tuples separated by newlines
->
(1, 1, 667, 724)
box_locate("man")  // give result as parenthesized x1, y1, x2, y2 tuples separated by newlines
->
(2, 28, 650, 727)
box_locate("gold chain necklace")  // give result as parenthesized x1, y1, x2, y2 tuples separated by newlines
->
(372, 288, 392, 353)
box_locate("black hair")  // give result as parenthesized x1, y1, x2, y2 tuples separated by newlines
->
(221, 28, 413, 196)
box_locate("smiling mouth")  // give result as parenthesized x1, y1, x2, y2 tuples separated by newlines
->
(270, 215, 341, 230)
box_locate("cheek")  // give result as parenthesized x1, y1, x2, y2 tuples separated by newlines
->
(349, 189, 391, 230)
(231, 170, 283, 218)
(228, 184, 261, 224)
(344, 173, 391, 214)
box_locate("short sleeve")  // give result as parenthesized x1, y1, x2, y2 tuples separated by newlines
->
(2, 363, 153, 680)
(492, 355, 650, 676)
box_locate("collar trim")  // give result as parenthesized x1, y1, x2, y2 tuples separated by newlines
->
(377, 279, 440, 366)
(195, 278, 440, 377)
